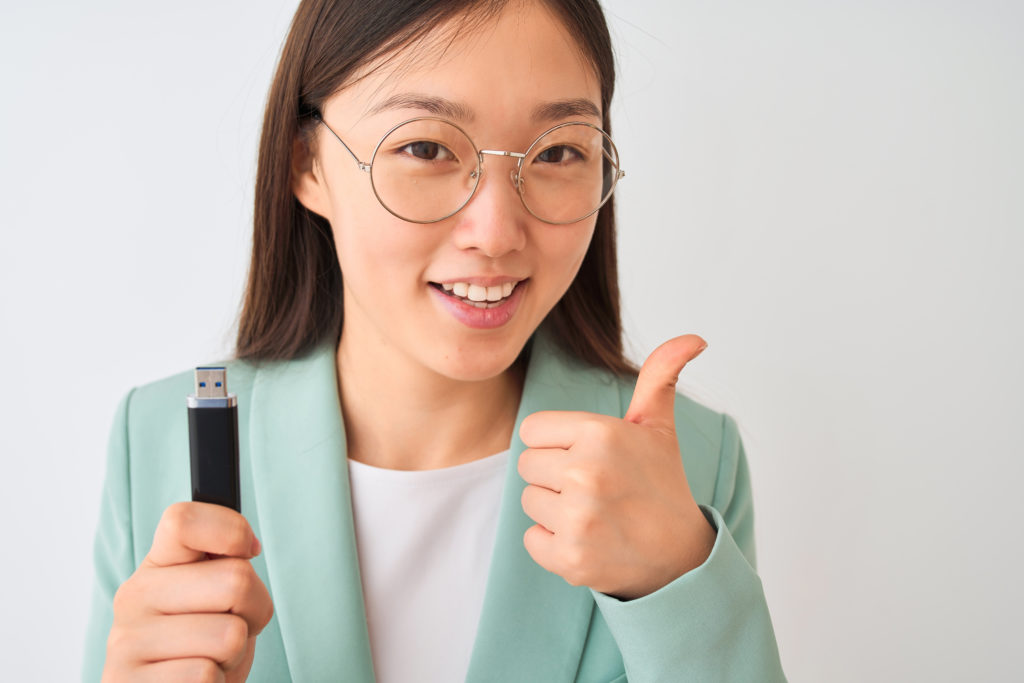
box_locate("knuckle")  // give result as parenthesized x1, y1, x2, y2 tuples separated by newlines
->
(227, 514, 252, 554)
(587, 466, 613, 496)
(223, 558, 254, 598)
(561, 546, 590, 586)
(566, 503, 598, 538)
(519, 413, 539, 439)
(566, 465, 595, 493)
(520, 485, 542, 518)
(567, 459, 614, 497)
(583, 418, 614, 443)
(516, 450, 532, 479)
(522, 525, 540, 553)
(161, 501, 193, 539)
(523, 525, 548, 563)
(520, 485, 533, 509)
(111, 578, 136, 616)
(218, 616, 249, 660)
(104, 622, 135, 658)
(186, 659, 222, 683)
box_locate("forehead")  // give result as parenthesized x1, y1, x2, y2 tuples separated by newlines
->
(328, 1, 602, 127)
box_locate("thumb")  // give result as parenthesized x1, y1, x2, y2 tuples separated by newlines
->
(624, 335, 708, 429)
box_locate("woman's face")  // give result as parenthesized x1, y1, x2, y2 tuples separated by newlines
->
(294, 1, 602, 382)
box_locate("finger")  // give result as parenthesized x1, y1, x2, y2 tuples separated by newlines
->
(624, 335, 708, 430)
(521, 484, 562, 533)
(517, 447, 567, 492)
(134, 558, 273, 636)
(523, 524, 559, 575)
(222, 634, 257, 674)
(229, 636, 259, 675)
(120, 613, 249, 666)
(136, 658, 225, 682)
(519, 410, 615, 449)
(143, 502, 261, 569)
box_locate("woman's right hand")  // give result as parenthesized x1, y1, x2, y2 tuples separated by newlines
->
(102, 501, 274, 682)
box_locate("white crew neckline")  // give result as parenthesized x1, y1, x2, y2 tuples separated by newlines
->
(347, 448, 511, 483)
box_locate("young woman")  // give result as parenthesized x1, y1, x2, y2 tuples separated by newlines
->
(84, 0, 785, 680)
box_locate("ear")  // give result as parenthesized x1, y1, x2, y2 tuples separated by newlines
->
(291, 134, 331, 218)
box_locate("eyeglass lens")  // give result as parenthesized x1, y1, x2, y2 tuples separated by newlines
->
(369, 120, 619, 224)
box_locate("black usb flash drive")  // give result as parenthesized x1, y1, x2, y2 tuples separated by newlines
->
(187, 367, 241, 511)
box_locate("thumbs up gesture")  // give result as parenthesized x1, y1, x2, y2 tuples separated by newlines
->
(518, 335, 716, 600)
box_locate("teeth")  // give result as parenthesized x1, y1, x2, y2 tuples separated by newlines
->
(437, 280, 521, 303)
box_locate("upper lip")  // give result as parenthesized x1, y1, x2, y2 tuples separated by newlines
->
(431, 276, 528, 286)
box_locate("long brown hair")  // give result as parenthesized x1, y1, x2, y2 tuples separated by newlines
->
(236, 0, 635, 376)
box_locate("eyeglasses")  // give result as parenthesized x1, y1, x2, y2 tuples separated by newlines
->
(311, 113, 625, 225)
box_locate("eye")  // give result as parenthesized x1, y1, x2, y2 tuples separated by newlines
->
(398, 140, 456, 162)
(536, 144, 584, 164)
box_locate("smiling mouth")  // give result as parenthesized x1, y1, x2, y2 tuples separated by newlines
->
(429, 280, 525, 309)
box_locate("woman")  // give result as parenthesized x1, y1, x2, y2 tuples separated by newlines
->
(84, 0, 785, 680)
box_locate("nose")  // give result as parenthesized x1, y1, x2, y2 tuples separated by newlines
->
(450, 156, 528, 257)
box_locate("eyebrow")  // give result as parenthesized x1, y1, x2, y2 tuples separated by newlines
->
(367, 93, 474, 121)
(366, 93, 601, 123)
(531, 98, 601, 123)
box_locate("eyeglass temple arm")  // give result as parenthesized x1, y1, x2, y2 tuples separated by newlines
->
(311, 112, 371, 172)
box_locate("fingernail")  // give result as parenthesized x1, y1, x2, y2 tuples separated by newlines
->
(696, 342, 708, 357)
(251, 536, 262, 556)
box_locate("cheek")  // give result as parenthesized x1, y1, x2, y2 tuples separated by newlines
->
(539, 222, 597, 290)
(329, 201, 438, 301)
(328, 181, 393, 264)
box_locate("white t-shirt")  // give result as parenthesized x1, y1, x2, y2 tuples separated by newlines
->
(347, 450, 511, 683)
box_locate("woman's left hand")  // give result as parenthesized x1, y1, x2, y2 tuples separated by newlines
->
(518, 335, 716, 600)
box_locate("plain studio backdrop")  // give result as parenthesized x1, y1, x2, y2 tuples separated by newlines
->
(1, 1, 1021, 680)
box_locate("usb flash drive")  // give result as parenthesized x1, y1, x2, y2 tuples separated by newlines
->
(187, 367, 240, 512)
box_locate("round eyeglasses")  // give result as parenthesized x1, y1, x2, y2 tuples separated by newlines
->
(311, 113, 625, 225)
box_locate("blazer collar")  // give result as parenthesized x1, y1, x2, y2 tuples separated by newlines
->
(464, 330, 623, 682)
(248, 349, 375, 682)
(247, 330, 623, 682)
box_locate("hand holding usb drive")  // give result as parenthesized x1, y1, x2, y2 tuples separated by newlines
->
(187, 367, 240, 512)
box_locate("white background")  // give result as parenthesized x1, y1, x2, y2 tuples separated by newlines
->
(1, 1, 1021, 680)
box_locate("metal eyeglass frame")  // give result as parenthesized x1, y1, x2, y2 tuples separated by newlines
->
(310, 112, 625, 225)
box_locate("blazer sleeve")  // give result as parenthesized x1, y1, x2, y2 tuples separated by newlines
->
(82, 390, 138, 682)
(591, 413, 786, 682)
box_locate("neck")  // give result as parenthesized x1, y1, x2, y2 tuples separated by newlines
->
(337, 332, 523, 471)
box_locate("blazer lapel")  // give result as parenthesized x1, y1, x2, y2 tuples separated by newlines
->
(246, 334, 623, 682)
(466, 331, 624, 682)
(248, 347, 375, 683)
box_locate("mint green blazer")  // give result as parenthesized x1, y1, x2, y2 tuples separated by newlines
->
(83, 331, 785, 682)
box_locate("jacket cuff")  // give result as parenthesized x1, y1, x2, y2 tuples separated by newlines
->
(591, 505, 785, 682)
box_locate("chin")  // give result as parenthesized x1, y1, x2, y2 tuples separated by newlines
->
(427, 336, 527, 383)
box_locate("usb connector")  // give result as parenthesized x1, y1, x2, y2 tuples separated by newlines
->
(194, 367, 228, 398)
